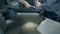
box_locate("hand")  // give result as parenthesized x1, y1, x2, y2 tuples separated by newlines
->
(19, 0, 31, 8)
(35, 2, 41, 8)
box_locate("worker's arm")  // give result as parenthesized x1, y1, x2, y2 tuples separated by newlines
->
(19, 0, 31, 8)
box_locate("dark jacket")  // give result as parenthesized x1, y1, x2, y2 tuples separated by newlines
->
(41, 0, 60, 22)
(7, 0, 19, 9)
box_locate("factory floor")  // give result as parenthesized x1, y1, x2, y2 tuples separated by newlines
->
(5, 13, 44, 34)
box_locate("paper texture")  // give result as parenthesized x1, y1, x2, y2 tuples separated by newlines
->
(37, 18, 60, 34)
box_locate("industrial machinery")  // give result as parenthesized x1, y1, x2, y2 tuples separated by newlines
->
(0, 0, 42, 34)
(0, 0, 60, 34)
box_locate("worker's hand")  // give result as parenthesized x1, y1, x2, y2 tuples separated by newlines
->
(19, 0, 31, 8)
(35, 2, 41, 8)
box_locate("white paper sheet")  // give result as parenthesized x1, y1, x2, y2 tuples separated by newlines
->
(37, 18, 60, 34)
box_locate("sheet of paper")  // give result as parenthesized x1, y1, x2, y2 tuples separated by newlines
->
(37, 18, 60, 34)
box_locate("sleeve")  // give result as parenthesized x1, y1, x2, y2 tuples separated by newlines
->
(38, 2, 58, 21)
(7, 0, 19, 9)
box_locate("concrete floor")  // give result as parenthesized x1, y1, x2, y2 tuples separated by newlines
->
(5, 13, 44, 34)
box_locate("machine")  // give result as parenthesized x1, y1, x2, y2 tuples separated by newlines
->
(0, 0, 60, 34)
